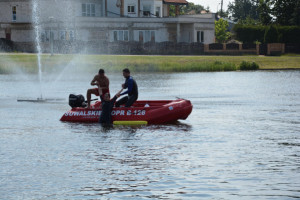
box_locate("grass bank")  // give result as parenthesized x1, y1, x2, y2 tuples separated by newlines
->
(0, 53, 300, 74)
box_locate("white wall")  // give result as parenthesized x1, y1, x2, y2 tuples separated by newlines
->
(181, 24, 193, 43)
(107, 0, 120, 17)
(0, 0, 216, 44)
(194, 22, 215, 44)
(204, 30, 215, 44)
(193, 30, 214, 44)
(37, 1, 76, 23)
(140, 0, 162, 17)
(124, 0, 138, 17)
(11, 30, 34, 42)
(163, 4, 168, 17)
(76, 29, 90, 42)
(0, 1, 32, 23)
(0, 30, 5, 38)
(154, 1, 162, 17)
(155, 27, 169, 42)
(39, 0, 104, 21)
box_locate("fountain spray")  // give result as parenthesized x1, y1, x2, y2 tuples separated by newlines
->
(32, 0, 43, 100)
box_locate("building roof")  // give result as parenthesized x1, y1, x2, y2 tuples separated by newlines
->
(163, 0, 188, 5)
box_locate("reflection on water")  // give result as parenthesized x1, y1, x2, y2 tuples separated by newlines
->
(0, 71, 300, 199)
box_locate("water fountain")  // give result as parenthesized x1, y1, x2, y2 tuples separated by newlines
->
(17, 0, 75, 103)
(17, 0, 44, 102)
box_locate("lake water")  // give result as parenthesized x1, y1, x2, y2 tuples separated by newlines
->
(0, 70, 299, 199)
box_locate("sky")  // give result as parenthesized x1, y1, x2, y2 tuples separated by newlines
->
(187, 0, 230, 13)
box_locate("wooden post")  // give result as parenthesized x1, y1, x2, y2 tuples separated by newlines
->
(175, 5, 179, 16)
(204, 44, 209, 53)
(120, 0, 124, 16)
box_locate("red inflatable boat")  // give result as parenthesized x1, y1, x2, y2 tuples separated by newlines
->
(60, 99, 193, 124)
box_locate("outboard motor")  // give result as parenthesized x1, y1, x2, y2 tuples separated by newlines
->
(69, 94, 86, 108)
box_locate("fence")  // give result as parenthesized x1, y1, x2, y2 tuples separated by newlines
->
(1, 38, 300, 55)
(204, 43, 259, 55)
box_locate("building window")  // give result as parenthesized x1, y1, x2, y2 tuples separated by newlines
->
(82, 3, 95, 17)
(155, 7, 160, 17)
(41, 32, 46, 42)
(59, 30, 75, 41)
(41, 30, 50, 42)
(124, 31, 129, 41)
(41, 30, 57, 42)
(60, 31, 66, 40)
(45, 31, 50, 42)
(197, 31, 204, 43)
(143, 5, 151, 17)
(82, 4, 86, 16)
(69, 30, 75, 41)
(128, 5, 135, 13)
(118, 31, 124, 41)
(113, 30, 129, 41)
(139, 30, 155, 43)
(12, 6, 17, 21)
(139, 31, 143, 42)
(114, 31, 118, 41)
(151, 31, 155, 42)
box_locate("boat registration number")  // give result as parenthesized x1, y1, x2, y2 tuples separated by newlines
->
(111, 109, 146, 116)
(126, 110, 146, 116)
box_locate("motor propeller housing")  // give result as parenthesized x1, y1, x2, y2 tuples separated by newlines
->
(69, 94, 86, 108)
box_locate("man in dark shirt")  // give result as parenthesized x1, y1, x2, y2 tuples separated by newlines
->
(99, 89, 123, 126)
(115, 68, 138, 108)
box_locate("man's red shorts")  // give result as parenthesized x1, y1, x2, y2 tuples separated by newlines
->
(92, 88, 110, 97)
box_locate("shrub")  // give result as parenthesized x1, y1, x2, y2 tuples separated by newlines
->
(233, 25, 300, 43)
(233, 25, 265, 43)
(264, 25, 280, 43)
(239, 61, 259, 70)
(278, 26, 300, 43)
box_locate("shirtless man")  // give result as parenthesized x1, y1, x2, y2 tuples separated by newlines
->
(86, 69, 110, 108)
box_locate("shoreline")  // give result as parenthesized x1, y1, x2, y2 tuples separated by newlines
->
(1, 53, 300, 73)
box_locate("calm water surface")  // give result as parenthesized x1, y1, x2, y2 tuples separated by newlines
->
(0, 70, 299, 199)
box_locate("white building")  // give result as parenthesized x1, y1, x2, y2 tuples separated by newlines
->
(0, 0, 215, 52)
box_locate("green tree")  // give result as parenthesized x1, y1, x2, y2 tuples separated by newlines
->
(258, 0, 272, 25)
(215, 19, 231, 43)
(228, 0, 259, 22)
(168, 3, 206, 17)
(182, 3, 204, 14)
(272, 0, 297, 25)
(237, 16, 261, 25)
(168, 5, 176, 17)
(216, 10, 229, 18)
(227, 0, 300, 25)
(290, 1, 300, 25)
